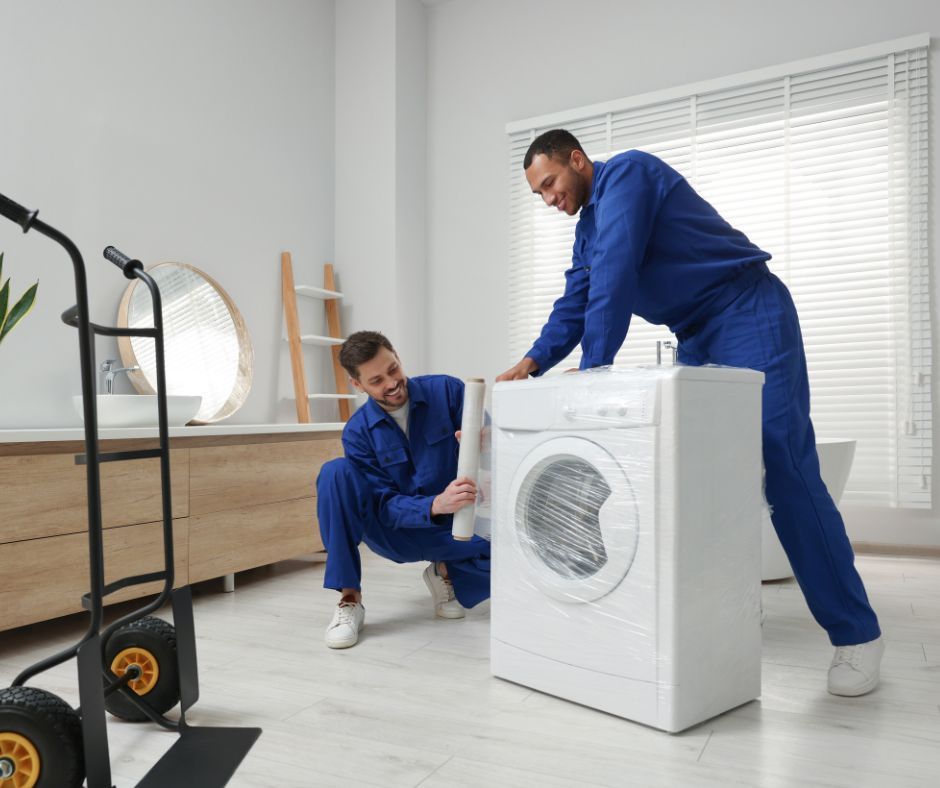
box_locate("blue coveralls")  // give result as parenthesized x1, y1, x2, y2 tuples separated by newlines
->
(525, 150, 880, 647)
(316, 374, 491, 608)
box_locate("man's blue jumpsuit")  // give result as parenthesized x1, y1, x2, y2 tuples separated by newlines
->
(525, 150, 880, 647)
(316, 374, 491, 608)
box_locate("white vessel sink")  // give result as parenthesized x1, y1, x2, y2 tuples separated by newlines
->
(73, 395, 203, 428)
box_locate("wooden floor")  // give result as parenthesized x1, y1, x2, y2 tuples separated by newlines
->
(1, 551, 939, 787)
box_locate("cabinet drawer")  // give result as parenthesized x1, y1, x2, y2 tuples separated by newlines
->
(0, 450, 189, 544)
(189, 438, 341, 515)
(189, 497, 321, 582)
(0, 518, 189, 632)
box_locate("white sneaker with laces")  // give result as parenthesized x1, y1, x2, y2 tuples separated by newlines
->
(827, 636, 884, 696)
(325, 599, 365, 649)
(423, 563, 465, 619)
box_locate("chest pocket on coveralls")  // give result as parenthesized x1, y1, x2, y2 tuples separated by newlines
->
(377, 445, 411, 490)
(424, 421, 453, 446)
(378, 446, 409, 468)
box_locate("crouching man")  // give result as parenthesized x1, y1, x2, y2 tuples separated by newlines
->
(316, 330, 491, 648)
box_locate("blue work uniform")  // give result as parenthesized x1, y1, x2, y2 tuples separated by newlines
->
(526, 150, 879, 647)
(316, 374, 490, 608)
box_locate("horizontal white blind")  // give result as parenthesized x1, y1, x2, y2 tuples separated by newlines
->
(507, 39, 930, 507)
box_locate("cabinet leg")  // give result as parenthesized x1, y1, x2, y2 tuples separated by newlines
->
(223, 573, 235, 593)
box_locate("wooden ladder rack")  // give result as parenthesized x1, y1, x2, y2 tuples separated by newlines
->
(281, 252, 354, 423)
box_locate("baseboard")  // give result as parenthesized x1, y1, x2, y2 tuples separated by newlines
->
(852, 541, 940, 559)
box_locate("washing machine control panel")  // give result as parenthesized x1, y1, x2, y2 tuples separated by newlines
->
(558, 380, 658, 428)
(493, 374, 661, 431)
(562, 403, 632, 418)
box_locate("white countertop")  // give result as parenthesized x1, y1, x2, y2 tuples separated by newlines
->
(0, 422, 345, 443)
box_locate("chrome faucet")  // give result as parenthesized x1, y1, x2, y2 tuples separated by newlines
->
(101, 359, 140, 394)
(656, 340, 678, 365)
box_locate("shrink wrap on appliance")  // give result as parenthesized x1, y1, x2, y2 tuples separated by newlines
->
(473, 408, 493, 541)
(490, 365, 764, 732)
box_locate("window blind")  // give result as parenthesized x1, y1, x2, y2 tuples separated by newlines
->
(507, 36, 930, 508)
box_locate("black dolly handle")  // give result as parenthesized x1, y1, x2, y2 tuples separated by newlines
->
(0, 192, 38, 232)
(103, 245, 143, 278)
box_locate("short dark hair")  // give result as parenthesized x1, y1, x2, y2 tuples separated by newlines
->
(339, 330, 396, 379)
(523, 129, 586, 170)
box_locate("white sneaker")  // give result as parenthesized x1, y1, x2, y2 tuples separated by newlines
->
(827, 636, 885, 696)
(423, 563, 465, 619)
(325, 599, 365, 649)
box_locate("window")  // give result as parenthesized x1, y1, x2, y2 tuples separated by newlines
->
(507, 36, 930, 508)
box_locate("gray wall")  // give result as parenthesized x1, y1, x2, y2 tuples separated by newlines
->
(0, 0, 335, 427)
(424, 0, 940, 544)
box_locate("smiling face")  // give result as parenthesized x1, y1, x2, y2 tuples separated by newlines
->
(350, 346, 408, 411)
(525, 150, 593, 216)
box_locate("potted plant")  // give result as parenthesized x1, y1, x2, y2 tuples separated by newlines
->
(0, 252, 39, 345)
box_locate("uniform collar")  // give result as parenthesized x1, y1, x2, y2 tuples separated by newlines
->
(584, 158, 605, 210)
(364, 376, 426, 429)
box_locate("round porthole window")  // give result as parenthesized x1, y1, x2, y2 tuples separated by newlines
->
(519, 454, 611, 580)
(509, 436, 641, 604)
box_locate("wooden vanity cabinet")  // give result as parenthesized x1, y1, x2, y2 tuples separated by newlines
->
(0, 430, 341, 632)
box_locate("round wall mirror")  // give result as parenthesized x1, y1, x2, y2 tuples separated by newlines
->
(117, 263, 253, 424)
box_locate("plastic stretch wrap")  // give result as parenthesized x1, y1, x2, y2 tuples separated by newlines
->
(490, 365, 764, 733)
(453, 379, 485, 540)
(473, 409, 493, 541)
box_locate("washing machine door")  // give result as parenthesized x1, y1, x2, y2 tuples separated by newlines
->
(509, 436, 639, 603)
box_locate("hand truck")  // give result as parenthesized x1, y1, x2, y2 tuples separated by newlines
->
(0, 193, 261, 787)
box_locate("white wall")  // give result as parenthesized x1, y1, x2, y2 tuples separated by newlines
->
(0, 0, 335, 427)
(395, 0, 429, 375)
(425, 0, 940, 545)
(334, 0, 427, 381)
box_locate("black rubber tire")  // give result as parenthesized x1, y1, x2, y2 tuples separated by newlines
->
(0, 685, 84, 788)
(104, 616, 180, 722)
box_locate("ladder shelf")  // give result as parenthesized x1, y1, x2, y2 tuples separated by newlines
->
(281, 252, 352, 423)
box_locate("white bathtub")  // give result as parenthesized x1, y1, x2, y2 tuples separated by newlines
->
(761, 438, 857, 581)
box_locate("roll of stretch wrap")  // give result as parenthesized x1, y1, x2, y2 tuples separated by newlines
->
(452, 378, 485, 541)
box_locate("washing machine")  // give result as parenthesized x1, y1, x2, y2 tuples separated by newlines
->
(490, 366, 764, 732)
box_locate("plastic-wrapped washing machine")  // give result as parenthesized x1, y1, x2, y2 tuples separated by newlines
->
(490, 365, 764, 732)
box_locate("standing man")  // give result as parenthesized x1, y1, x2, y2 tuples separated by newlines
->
(498, 129, 883, 696)
(317, 330, 490, 649)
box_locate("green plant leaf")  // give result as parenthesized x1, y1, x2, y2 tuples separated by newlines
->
(0, 278, 9, 329)
(0, 281, 38, 343)
(0, 251, 4, 281)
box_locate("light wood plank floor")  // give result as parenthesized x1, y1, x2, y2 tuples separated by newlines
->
(2, 551, 939, 787)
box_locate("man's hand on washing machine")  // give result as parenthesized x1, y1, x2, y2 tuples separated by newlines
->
(496, 356, 539, 381)
(431, 477, 478, 516)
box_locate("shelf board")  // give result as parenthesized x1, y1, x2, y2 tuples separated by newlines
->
(295, 285, 343, 300)
(298, 334, 345, 346)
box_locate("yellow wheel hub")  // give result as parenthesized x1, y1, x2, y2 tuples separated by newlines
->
(111, 647, 160, 695)
(0, 730, 40, 788)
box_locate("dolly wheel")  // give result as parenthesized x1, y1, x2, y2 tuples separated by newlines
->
(104, 616, 180, 722)
(0, 731, 38, 787)
(0, 686, 84, 788)
(110, 647, 160, 695)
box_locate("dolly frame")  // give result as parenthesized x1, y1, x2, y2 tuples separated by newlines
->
(0, 193, 260, 788)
